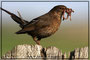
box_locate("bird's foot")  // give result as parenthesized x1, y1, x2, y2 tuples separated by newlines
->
(33, 37, 40, 45)
(36, 40, 40, 45)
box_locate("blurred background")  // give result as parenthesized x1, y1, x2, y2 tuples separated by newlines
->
(1, 2, 88, 56)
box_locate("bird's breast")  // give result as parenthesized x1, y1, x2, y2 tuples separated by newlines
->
(36, 19, 61, 38)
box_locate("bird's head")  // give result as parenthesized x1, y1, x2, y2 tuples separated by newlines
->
(50, 5, 74, 21)
(50, 5, 67, 13)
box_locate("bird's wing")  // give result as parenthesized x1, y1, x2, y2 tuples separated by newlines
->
(35, 15, 51, 29)
(20, 13, 51, 32)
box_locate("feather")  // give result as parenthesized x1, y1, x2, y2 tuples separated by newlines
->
(0, 8, 29, 27)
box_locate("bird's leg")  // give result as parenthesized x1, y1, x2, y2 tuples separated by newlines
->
(36, 40, 40, 45)
(33, 37, 40, 45)
(37, 38, 41, 45)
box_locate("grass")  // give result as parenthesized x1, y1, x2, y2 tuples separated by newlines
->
(1, 24, 88, 56)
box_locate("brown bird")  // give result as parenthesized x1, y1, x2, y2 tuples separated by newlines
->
(0, 5, 74, 45)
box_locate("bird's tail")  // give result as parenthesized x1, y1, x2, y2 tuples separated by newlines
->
(0, 7, 29, 28)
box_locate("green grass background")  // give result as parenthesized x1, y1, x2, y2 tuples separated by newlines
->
(1, 23, 88, 57)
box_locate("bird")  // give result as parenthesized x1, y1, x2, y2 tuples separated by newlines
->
(0, 5, 74, 45)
